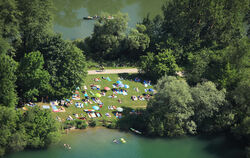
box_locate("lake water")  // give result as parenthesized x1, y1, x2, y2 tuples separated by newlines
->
(4, 127, 244, 158)
(52, 0, 165, 40)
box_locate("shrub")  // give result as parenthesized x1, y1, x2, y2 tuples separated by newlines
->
(75, 120, 88, 129)
(88, 119, 96, 127)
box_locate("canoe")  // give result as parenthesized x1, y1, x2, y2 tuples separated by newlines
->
(83, 16, 93, 20)
(130, 128, 142, 134)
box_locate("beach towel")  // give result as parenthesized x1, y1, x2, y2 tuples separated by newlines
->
(107, 77, 111, 81)
(42, 105, 50, 109)
(52, 105, 59, 112)
(90, 91, 94, 95)
(105, 113, 111, 117)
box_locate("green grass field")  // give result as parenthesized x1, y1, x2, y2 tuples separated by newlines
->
(38, 73, 154, 124)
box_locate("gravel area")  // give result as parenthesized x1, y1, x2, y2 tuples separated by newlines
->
(88, 68, 139, 75)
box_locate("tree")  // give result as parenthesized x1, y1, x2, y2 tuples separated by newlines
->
(0, 107, 26, 156)
(140, 49, 179, 81)
(22, 106, 61, 148)
(0, 40, 18, 107)
(17, 51, 51, 102)
(17, 0, 53, 58)
(162, 0, 249, 51)
(0, 0, 20, 41)
(191, 81, 227, 132)
(84, 12, 128, 60)
(186, 49, 212, 84)
(124, 24, 150, 60)
(141, 14, 163, 52)
(232, 75, 250, 119)
(146, 76, 195, 136)
(38, 34, 87, 98)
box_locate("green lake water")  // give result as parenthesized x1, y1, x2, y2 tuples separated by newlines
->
(52, 0, 165, 39)
(4, 127, 244, 158)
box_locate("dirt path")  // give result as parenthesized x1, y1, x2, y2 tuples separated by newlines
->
(88, 68, 139, 75)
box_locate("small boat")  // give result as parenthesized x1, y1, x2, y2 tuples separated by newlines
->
(83, 15, 99, 20)
(83, 16, 93, 20)
(130, 128, 142, 134)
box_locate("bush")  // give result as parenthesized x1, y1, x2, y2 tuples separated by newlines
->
(107, 121, 117, 129)
(63, 120, 76, 129)
(75, 120, 88, 129)
(88, 119, 96, 127)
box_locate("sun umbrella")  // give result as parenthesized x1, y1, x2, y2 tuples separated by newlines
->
(118, 83, 124, 88)
(117, 107, 123, 112)
(124, 85, 129, 88)
(92, 106, 100, 110)
(104, 87, 111, 91)
(116, 81, 122, 84)
(95, 93, 101, 98)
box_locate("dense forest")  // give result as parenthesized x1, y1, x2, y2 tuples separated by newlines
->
(0, 0, 249, 157)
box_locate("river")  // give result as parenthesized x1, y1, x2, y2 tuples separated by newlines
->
(52, 0, 165, 40)
(4, 127, 244, 158)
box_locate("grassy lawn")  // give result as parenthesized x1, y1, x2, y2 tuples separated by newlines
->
(38, 73, 153, 124)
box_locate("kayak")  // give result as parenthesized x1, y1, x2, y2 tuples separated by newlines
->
(130, 128, 142, 134)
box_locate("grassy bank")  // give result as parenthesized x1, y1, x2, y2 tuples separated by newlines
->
(37, 73, 153, 126)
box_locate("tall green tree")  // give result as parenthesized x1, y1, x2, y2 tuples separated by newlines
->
(38, 34, 87, 98)
(0, 107, 26, 156)
(17, 51, 51, 102)
(158, 0, 250, 71)
(22, 106, 60, 148)
(140, 49, 179, 81)
(124, 24, 150, 59)
(141, 14, 163, 52)
(191, 81, 227, 132)
(17, 0, 53, 58)
(146, 76, 195, 136)
(0, 39, 18, 107)
(84, 12, 128, 60)
(0, 0, 20, 41)
(162, 0, 249, 51)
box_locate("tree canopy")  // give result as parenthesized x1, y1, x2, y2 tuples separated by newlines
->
(17, 51, 51, 102)
(146, 76, 195, 136)
(140, 49, 179, 81)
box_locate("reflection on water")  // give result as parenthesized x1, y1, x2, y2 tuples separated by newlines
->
(52, 0, 165, 39)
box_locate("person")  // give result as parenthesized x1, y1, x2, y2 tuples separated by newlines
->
(118, 99, 122, 103)
(134, 87, 139, 92)
(67, 144, 71, 150)
(113, 139, 118, 144)
(148, 80, 151, 86)
(100, 65, 105, 72)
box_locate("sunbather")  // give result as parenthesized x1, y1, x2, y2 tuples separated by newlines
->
(134, 87, 139, 92)
(131, 95, 137, 101)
